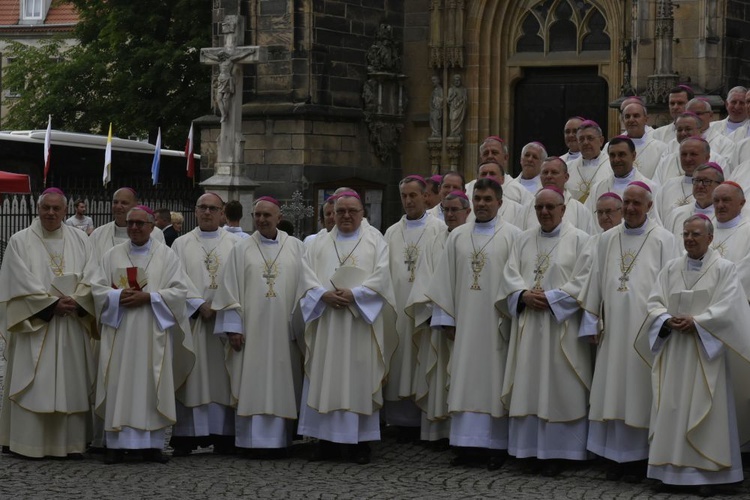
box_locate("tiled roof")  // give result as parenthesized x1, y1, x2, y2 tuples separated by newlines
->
(0, 1, 20, 25)
(0, 1, 78, 28)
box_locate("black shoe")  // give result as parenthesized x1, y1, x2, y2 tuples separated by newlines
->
(697, 485, 716, 497)
(67, 453, 85, 460)
(621, 460, 646, 483)
(430, 438, 450, 452)
(396, 426, 420, 444)
(521, 458, 544, 474)
(450, 453, 472, 467)
(171, 447, 191, 458)
(541, 459, 564, 477)
(1, 446, 10, 455)
(86, 446, 105, 455)
(142, 449, 169, 464)
(103, 449, 123, 465)
(308, 440, 339, 462)
(605, 463, 625, 481)
(350, 443, 371, 465)
(487, 452, 507, 471)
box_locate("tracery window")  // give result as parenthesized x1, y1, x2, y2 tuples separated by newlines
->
(516, 0, 610, 54)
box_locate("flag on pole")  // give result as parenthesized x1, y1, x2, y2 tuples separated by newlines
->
(151, 127, 162, 186)
(102, 123, 113, 186)
(185, 123, 195, 179)
(43, 115, 52, 187)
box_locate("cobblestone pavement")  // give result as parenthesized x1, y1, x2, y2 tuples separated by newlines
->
(1, 339, 748, 499)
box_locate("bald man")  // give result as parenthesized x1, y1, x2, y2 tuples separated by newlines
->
(90, 187, 165, 262)
(621, 102, 668, 179)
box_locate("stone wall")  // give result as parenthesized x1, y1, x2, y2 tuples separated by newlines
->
(200, 1, 406, 235)
(725, 0, 750, 90)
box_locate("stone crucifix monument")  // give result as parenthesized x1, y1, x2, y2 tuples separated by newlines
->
(199, 13, 266, 224)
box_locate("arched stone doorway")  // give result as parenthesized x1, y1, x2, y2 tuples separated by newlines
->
(463, 0, 622, 178)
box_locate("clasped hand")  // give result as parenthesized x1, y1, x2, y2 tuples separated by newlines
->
(119, 288, 151, 308)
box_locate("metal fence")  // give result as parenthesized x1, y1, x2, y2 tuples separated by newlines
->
(0, 181, 204, 265)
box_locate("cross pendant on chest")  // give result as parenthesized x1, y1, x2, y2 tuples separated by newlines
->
(263, 268, 277, 297)
(532, 266, 545, 291)
(404, 254, 417, 282)
(617, 273, 629, 292)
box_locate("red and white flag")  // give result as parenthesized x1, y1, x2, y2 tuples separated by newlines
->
(185, 123, 195, 179)
(43, 115, 52, 186)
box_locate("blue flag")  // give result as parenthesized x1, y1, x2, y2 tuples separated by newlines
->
(151, 127, 162, 186)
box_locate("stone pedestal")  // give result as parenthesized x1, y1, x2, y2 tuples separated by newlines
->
(446, 137, 463, 171)
(427, 138, 443, 174)
(200, 165, 259, 230)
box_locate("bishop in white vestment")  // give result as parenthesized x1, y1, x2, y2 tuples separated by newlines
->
(213, 197, 305, 454)
(92, 207, 195, 464)
(170, 193, 239, 455)
(296, 192, 397, 464)
(636, 216, 750, 492)
(428, 177, 520, 470)
(0, 189, 97, 458)
(499, 188, 592, 476)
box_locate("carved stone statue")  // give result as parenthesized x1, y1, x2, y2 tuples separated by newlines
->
(366, 23, 401, 73)
(448, 74, 467, 138)
(429, 75, 443, 137)
(362, 78, 378, 113)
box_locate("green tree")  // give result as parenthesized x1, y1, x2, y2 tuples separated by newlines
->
(2, 0, 212, 148)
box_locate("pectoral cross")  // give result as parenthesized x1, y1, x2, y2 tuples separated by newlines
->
(404, 245, 418, 282)
(262, 265, 278, 298)
(532, 265, 545, 292)
(617, 273, 629, 292)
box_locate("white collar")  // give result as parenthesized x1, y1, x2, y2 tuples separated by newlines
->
(404, 211, 428, 228)
(197, 228, 220, 239)
(259, 231, 280, 244)
(474, 217, 497, 234)
(623, 217, 648, 235)
(129, 239, 152, 254)
(540, 223, 562, 238)
(717, 214, 742, 229)
(337, 227, 361, 241)
(686, 256, 704, 271)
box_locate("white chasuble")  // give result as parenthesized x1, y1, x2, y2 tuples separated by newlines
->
(171, 228, 238, 433)
(575, 220, 678, 459)
(92, 240, 195, 436)
(711, 218, 750, 451)
(427, 219, 520, 419)
(297, 227, 397, 418)
(405, 229, 452, 440)
(565, 151, 612, 203)
(212, 230, 304, 421)
(635, 250, 750, 484)
(383, 213, 444, 403)
(0, 220, 96, 457)
(499, 223, 591, 425)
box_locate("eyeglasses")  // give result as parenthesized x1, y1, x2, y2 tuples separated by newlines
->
(126, 220, 153, 228)
(196, 205, 222, 213)
(533, 203, 564, 211)
(595, 208, 622, 216)
(691, 178, 720, 186)
(441, 206, 468, 214)
(335, 209, 363, 216)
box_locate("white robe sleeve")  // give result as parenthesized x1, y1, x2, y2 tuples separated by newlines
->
(214, 309, 244, 337)
(150, 292, 176, 331)
(100, 289, 124, 328)
(300, 286, 327, 323)
(351, 285, 383, 325)
(648, 313, 672, 353)
(186, 298, 203, 318)
(579, 310, 599, 338)
(695, 323, 725, 361)
(547, 289, 579, 323)
(430, 304, 455, 327)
